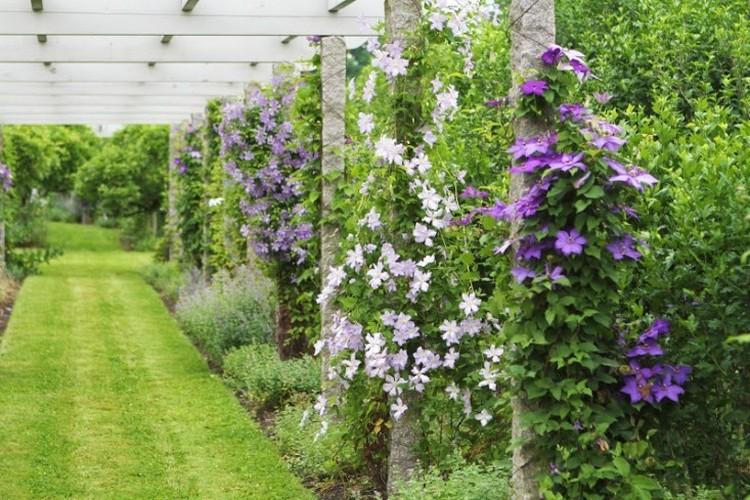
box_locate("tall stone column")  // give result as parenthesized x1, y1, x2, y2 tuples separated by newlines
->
(319, 36, 347, 401)
(383, 1, 423, 497)
(167, 123, 184, 262)
(0, 126, 6, 274)
(509, 1, 556, 499)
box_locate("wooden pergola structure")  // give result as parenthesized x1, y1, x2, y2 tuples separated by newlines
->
(0, 0, 382, 125)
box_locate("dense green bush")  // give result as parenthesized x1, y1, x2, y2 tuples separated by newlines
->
(622, 98, 750, 492)
(558, 0, 750, 119)
(176, 266, 275, 366)
(394, 454, 511, 500)
(223, 344, 320, 409)
(272, 398, 359, 486)
(7, 246, 62, 279)
(140, 261, 185, 306)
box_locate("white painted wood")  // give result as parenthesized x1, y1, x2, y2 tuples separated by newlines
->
(0, 11, 381, 36)
(0, 82, 246, 96)
(0, 63, 274, 82)
(0, 0, 381, 18)
(0, 36, 314, 63)
(0, 115, 189, 124)
(0, 95, 212, 106)
(0, 105, 205, 114)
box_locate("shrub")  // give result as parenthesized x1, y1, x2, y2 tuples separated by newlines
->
(7, 246, 62, 279)
(140, 261, 185, 306)
(272, 398, 359, 486)
(394, 454, 511, 500)
(223, 344, 320, 410)
(176, 266, 274, 366)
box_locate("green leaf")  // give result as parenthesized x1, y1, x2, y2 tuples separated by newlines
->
(584, 185, 606, 199)
(612, 456, 631, 477)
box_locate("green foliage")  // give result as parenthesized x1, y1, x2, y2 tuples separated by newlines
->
(223, 344, 321, 410)
(7, 246, 63, 279)
(173, 122, 209, 269)
(394, 454, 511, 500)
(140, 261, 185, 306)
(272, 398, 360, 486)
(622, 98, 750, 492)
(557, 0, 750, 119)
(175, 266, 275, 366)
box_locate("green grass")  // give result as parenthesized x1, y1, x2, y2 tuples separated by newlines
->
(0, 223, 313, 499)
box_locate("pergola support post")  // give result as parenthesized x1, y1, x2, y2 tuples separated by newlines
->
(319, 36, 347, 403)
(383, 0, 423, 497)
(167, 123, 184, 263)
(508, 1, 556, 499)
(0, 126, 6, 274)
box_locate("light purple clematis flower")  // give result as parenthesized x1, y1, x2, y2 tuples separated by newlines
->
(548, 152, 587, 172)
(605, 158, 658, 191)
(511, 266, 536, 284)
(555, 229, 587, 256)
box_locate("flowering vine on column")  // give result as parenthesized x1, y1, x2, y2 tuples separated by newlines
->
(490, 44, 691, 496)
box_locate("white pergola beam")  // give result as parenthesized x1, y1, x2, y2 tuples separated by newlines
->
(0, 63, 274, 83)
(0, 96, 214, 106)
(0, 12, 380, 37)
(0, 36, 315, 63)
(0, 106, 206, 114)
(0, 115, 190, 125)
(0, 82, 247, 97)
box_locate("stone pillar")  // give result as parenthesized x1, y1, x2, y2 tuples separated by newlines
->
(0, 126, 6, 274)
(167, 123, 184, 262)
(509, 1, 556, 499)
(383, 1, 423, 497)
(319, 36, 347, 400)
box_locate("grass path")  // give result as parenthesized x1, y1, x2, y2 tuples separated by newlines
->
(0, 223, 313, 499)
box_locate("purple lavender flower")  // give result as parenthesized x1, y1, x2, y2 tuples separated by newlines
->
(606, 234, 642, 261)
(555, 229, 587, 256)
(520, 80, 549, 96)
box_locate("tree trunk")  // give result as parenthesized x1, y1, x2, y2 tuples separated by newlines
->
(509, 1, 556, 498)
(384, 0, 423, 497)
(319, 36, 347, 402)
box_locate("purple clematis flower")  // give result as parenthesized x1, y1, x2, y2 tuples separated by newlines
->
(606, 234, 642, 261)
(546, 264, 566, 283)
(548, 152, 587, 172)
(520, 80, 549, 96)
(621, 375, 655, 404)
(461, 185, 489, 199)
(605, 158, 658, 191)
(627, 341, 664, 358)
(511, 266, 536, 284)
(559, 103, 590, 122)
(638, 319, 670, 343)
(509, 154, 555, 174)
(541, 45, 564, 65)
(594, 92, 613, 104)
(507, 133, 558, 159)
(555, 229, 587, 256)
(591, 134, 626, 152)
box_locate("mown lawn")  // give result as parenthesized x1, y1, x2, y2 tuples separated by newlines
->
(0, 222, 312, 499)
